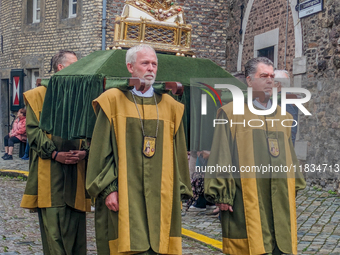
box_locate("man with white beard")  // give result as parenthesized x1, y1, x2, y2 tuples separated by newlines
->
(86, 44, 192, 255)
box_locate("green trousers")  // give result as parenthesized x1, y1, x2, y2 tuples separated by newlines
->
(266, 245, 284, 255)
(40, 205, 86, 255)
(137, 249, 158, 255)
(226, 245, 284, 255)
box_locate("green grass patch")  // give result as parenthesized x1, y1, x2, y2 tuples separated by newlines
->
(328, 190, 337, 195)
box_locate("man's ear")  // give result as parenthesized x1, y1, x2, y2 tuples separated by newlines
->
(126, 63, 134, 74)
(57, 64, 64, 72)
(246, 76, 252, 87)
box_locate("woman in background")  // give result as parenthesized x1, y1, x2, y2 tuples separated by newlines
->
(2, 108, 27, 160)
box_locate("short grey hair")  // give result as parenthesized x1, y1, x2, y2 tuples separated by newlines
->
(244, 57, 274, 78)
(274, 70, 290, 87)
(51, 50, 76, 73)
(126, 44, 157, 65)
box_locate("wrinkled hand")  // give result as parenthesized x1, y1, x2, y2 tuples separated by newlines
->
(216, 203, 233, 212)
(105, 191, 119, 212)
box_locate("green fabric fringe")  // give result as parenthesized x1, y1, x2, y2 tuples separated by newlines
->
(40, 74, 104, 139)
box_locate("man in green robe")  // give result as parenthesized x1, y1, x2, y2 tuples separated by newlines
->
(204, 57, 306, 255)
(21, 50, 91, 255)
(86, 45, 192, 255)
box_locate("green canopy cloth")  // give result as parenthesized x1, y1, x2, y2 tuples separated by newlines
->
(39, 49, 246, 150)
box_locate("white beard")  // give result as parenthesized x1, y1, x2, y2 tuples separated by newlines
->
(143, 72, 156, 87)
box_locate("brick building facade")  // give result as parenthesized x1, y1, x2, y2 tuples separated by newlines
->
(299, 0, 340, 180)
(223, 0, 306, 151)
(0, 0, 103, 146)
(1, 0, 339, 184)
(222, 0, 340, 182)
(104, 0, 229, 67)
(0, 0, 231, 150)
(225, 0, 299, 77)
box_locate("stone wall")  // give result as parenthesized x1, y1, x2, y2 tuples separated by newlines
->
(220, 0, 340, 183)
(178, 0, 229, 68)
(300, 0, 340, 79)
(0, 0, 103, 80)
(225, 0, 244, 73)
(242, 0, 295, 72)
(0, 0, 103, 148)
(225, 0, 296, 74)
(298, 0, 340, 180)
(105, 0, 229, 68)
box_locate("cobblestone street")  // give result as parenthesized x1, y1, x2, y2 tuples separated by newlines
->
(1, 155, 340, 254)
(0, 176, 222, 255)
(183, 182, 340, 254)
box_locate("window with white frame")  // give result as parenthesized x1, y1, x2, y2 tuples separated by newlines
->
(33, 0, 41, 23)
(254, 28, 279, 68)
(58, 0, 82, 27)
(69, 0, 77, 18)
(30, 69, 40, 88)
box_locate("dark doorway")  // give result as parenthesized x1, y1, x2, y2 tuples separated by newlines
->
(1, 79, 10, 151)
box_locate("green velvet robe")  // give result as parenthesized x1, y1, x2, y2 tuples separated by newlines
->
(20, 85, 91, 212)
(204, 102, 306, 255)
(86, 88, 192, 255)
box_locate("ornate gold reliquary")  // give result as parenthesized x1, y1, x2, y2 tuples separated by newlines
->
(109, 0, 195, 57)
